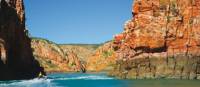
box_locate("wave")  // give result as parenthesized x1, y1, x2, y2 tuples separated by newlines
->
(0, 74, 115, 87)
(51, 75, 114, 80)
(0, 78, 54, 87)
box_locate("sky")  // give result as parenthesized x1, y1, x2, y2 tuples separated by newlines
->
(24, 0, 133, 44)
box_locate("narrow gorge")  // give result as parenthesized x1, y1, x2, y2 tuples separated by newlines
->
(31, 38, 100, 73)
(30, 38, 117, 73)
(1, 0, 200, 81)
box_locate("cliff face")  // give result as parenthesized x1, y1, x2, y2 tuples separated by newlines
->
(60, 44, 99, 72)
(31, 38, 70, 72)
(110, 0, 200, 79)
(86, 42, 117, 72)
(31, 38, 99, 73)
(31, 37, 115, 72)
(59, 44, 98, 64)
(0, 0, 43, 80)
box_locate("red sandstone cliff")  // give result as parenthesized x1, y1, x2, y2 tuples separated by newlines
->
(110, 0, 200, 79)
(86, 42, 116, 72)
(31, 38, 99, 73)
(0, 0, 44, 80)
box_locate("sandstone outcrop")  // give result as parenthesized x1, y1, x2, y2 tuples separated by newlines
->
(31, 38, 69, 72)
(59, 44, 98, 64)
(87, 42, 117, 72)
(109, 0, 200, 79)
(60, 44, 99, 72)
(0, 0, 44, 80)
(31, 38, 99, 73)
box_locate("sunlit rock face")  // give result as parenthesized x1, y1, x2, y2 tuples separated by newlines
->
(31, 38, 86, 73)
(0, 0, 44, 80)
(110, 0, 200, 79)
(86, 42, 117, 72)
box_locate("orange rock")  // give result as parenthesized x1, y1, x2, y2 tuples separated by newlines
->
(133, 2, 140, 15)
(115, 0, 200, 57)
(114, 34, 124, 43)
(110, 0, 200, 79)
(86, 42, 116, 72)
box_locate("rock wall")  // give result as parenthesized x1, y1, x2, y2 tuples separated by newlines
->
(86, 42, 117, 72)
(31, 38, 100, 73)
(60, 44, 99, 72)
(31, 38, 70, 72)
(0, 0, 43, 80)
(110, 0, 200, 79)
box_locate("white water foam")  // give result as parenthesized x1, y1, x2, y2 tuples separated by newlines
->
(0, 78, 55, 87)
(0, 74, 114, 87)
(53, 75, 114, 80)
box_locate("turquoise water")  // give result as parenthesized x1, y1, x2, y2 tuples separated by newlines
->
(0, 73, 200, 87)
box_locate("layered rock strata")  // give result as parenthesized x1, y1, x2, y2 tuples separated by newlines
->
(110, 0, 200, 79)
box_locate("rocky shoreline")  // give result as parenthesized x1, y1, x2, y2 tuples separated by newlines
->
(109, 54, 200, 79)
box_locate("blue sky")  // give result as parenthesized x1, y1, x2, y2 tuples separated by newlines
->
(24, 0, 133, 44)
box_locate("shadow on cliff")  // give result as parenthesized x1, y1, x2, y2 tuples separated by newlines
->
(0, 0, 45, 80)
